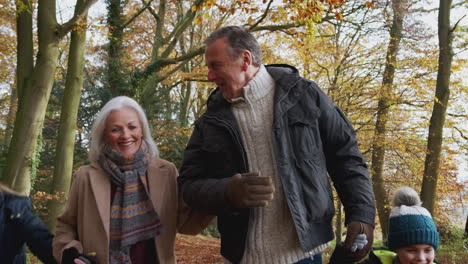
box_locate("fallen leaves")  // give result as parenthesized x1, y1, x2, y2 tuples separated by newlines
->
(175, 234, 223, 263)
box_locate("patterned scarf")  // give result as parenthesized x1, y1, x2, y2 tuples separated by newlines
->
(99, 142, 162, 264)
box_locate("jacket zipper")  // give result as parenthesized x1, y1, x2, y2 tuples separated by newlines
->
(204, 114, 248, 172)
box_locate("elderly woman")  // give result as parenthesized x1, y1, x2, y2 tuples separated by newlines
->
(53, 96, 209, 264)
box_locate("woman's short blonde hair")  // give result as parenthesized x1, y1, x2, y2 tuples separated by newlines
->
(88, 96, 159, 163)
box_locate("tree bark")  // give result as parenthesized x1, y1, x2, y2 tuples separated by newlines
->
(3, 0, 95, 194)
(3, 0, 34, 148)
(106, 0, 128, 96)
(46, 0, 89, 232)
(420, 0, 453, 215)
(370, 0, 406, 240)
(335, 200, 343, 244)
(4, 0, 61, 194)
(464, 214, 467, 240)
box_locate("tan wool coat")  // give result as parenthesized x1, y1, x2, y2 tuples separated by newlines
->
(53, 157, 212, 264)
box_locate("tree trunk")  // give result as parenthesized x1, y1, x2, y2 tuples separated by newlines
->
(106, 0, 127, 96)
(370, 0, 406, 241)
(3, 86, 18, 148)
(3, 0, 34, 149)
(16, 0, 34, 100)
(4, 0, 95, 194)
(464, 214, 467, 240)
(335, 200, 343, 244)
(46, 0, 89, 232)
(4, 0, 62, 194)
(420, 0, 453, 215)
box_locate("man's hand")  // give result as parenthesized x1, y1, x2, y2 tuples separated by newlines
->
(343, 221, 374, 262)
(225, 172, 275, 208)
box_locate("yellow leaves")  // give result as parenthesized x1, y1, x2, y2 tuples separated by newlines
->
(194, 16, 203, 25)
(205, 0, 217, 7)
(247, 16, 254, 24)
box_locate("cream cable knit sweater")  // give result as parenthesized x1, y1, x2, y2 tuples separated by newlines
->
(227, 66, 328, 264)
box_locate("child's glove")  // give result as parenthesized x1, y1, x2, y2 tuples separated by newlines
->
(350, 233, 368, 252)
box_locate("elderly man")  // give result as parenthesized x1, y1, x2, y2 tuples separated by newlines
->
(178, 26, 375, 264)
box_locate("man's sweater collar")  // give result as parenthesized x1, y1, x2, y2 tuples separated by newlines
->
(228, 65, 275, 105)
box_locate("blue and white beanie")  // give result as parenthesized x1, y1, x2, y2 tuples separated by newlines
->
(387, 186, 439, 250)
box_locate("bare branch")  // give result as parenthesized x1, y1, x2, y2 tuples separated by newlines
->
(250, 0, 274, 30)
(184, 78, 212, 83)
(145, 1, 160, 21)
(452, 126, 468, 140)
(144, 46, 205, 76)
(59, 0, 97, 38)
(451, 14, 466, 32)
(250, 22, 304, 32)
(154, 61, 187, 84)
(122, 0, 155, 29)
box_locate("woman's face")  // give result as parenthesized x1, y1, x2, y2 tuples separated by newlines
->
(395, 244, 435, 264)
(104, 107, 143, 158)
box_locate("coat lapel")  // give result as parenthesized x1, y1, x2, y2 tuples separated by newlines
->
(142, 159, 168, 212)
(89, 165, 111, 240)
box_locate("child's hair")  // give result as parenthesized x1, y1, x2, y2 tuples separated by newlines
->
(387, 186, 439, 250)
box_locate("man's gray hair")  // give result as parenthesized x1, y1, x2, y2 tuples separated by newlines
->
(88, 96, 159, 163)
(205, 26, 262, 66)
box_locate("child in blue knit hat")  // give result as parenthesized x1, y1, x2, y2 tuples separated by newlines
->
(358, 186, 440, 264)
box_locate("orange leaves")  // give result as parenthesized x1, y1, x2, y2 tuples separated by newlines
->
(192, 0, 229, 25)
(334, 12, 343, 20)
(274, 0, 347, 24)
(175, 234, 222, 263)
(325, 0, 345, 5)
(365, 1, 375, 8)
(31, 190, 66, 214)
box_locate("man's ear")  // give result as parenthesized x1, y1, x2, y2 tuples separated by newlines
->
(241, 50, 253, 71)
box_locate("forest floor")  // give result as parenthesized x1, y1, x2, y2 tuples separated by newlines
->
(175, 234, 468, 264)
(28, 234, 466, 263)
(175, 234, 223, 263)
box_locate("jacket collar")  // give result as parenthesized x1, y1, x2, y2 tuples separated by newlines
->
(205, 64, 305, 129)
(266, 64, 305, 128)
(206, 64, 301, 109)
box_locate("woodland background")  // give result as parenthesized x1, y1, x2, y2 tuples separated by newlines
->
(0, 0, 467, 263)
